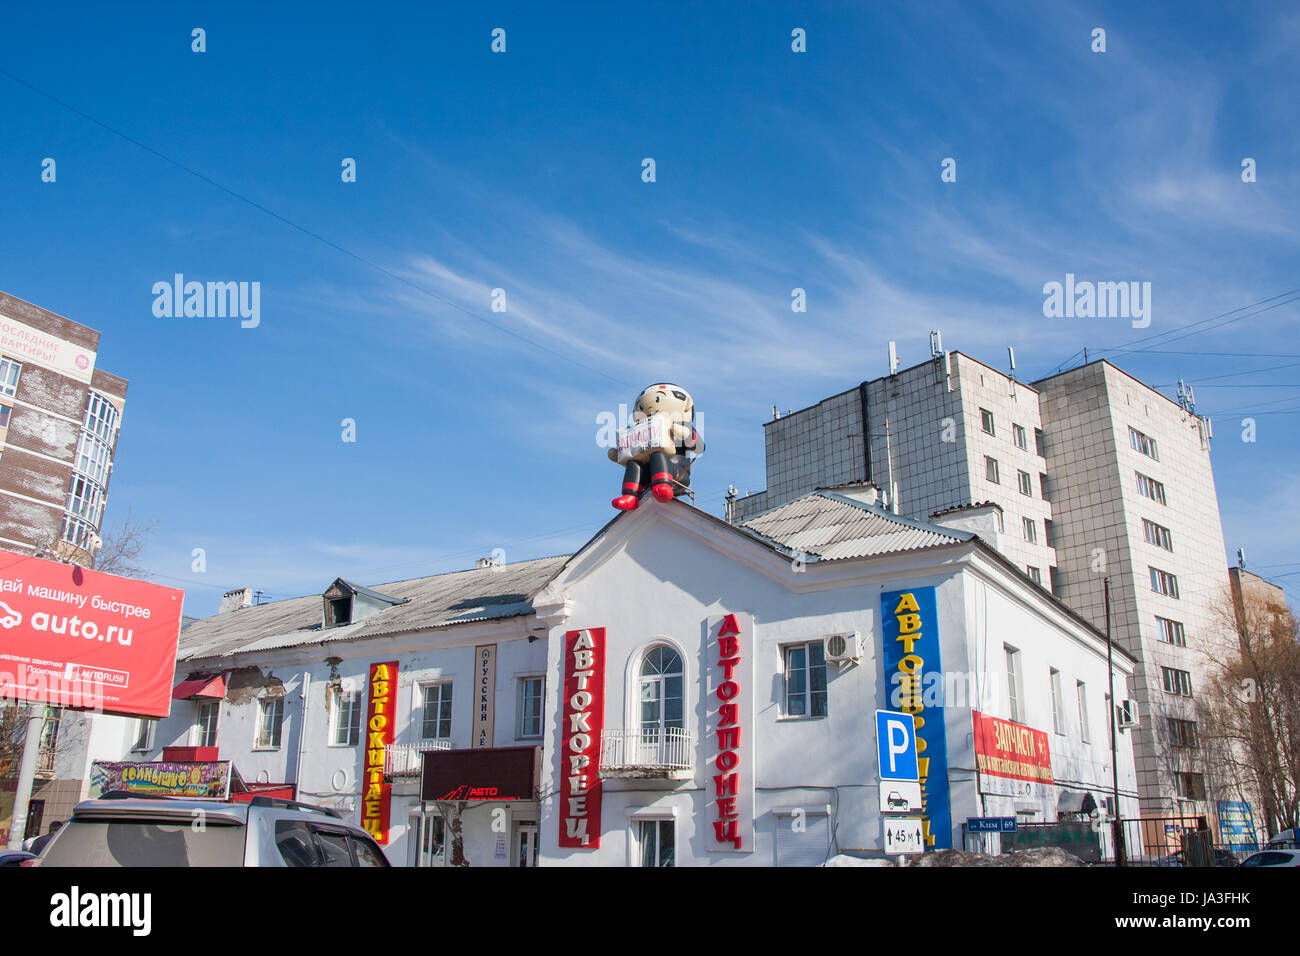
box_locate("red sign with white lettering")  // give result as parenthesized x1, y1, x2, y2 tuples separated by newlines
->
(0, 549, 185, 718)
(972, 710, 1055, 784)
(558, 628, 605, 849)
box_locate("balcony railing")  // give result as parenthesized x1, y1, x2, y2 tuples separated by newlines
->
(384, 740, 453, 777)
(35, 746, 56, 777)
(600, 728, 694, 776)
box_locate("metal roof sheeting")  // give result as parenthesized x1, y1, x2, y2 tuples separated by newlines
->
(175, 492, 969, 665)
(176, 555, 570, 663)
(739, 492, 968, 561)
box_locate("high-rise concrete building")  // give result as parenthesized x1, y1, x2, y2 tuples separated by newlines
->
(732, 348, 1234, 819)
(0, 290, 127, 566)
(1035, 361, 1230, 817)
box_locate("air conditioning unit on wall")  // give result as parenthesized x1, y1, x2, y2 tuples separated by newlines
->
(824, 632, 862, 664)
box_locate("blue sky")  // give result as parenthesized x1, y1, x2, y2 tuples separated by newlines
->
(1, 1, 1297, 615)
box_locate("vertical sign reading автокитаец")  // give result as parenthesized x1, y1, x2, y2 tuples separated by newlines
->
(881, 586, 951, 849)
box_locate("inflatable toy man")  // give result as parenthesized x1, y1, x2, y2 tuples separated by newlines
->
(608, 383, 705, 510)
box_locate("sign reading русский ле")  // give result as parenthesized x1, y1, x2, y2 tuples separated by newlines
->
(0, 549, 185, 718)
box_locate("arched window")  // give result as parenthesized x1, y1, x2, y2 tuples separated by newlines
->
(638, 645, 684, 749)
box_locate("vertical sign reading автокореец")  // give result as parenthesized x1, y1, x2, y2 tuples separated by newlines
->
(558, 628, 605, 849)
(881, 586, 952, 849)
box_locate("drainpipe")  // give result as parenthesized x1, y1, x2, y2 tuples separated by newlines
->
(294, 672, 310, 799)
(5, 711, 45, 850)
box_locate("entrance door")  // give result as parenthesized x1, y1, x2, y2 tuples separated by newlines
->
(515, 822, 538, 867)
(408, 812, 446, 867)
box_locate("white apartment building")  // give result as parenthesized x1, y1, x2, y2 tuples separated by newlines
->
(1036, 361, 1234, 816)
(731, 348, 1233, 821)
(78, 492, 1138, 866)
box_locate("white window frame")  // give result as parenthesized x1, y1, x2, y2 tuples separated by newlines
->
(1129, 426, 1158, 460)
(980, 408, 995, 436)
(131, 718, 156, 753)
(1150, 566, 1179, 598)
(781, 640, 828, 719)
(1049, 668, 1064, 735)
(420, 681, 454, 741)
(1156, 616, 1187, 646)
(1167, 717, 1198, 749)
(1161, 667, 1193, 697)
(255, 696, 285, 749)
(1017, 470, 1033, 497)
(193, 700, 219, 748)
(516, 676, 544, 739)
(626, 806, 677, 868)
(1027, 566, 1042, 586)
(1136, 471, 1167, 505)
(1142, 518, 1173, 551)
(985, 456, 999, 484)
(328, 687, 362, 747)
(1023, 516, 1037, 543)
(0, 357, 21, 397)
(1012, 423, 1027, 450)
(1076, 681, 1089, 744)
(1005, 645, 1022, 722)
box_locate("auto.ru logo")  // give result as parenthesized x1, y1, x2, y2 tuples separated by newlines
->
(0, 601, 22, 628)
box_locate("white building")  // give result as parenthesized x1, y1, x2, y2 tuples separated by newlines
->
(732, 349, 1233, 820)
(83, 490, 1138, 865)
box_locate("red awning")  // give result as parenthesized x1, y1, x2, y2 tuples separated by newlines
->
(172, 675, 226, 700)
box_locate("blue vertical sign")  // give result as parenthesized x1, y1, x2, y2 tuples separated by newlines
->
(881, 586, 951, 849)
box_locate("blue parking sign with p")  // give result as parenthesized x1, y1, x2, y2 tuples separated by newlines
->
(876, 709, 919, 781)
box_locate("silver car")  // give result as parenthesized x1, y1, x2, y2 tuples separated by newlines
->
(33, 795, 390, 867)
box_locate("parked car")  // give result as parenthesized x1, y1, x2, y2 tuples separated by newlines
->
(0, 850, 35, 867)
(1152, 848, 1240, 867)
(1240, 849, 1300, 867)
(31, 795, 391, 867)
(1265, 828, 1299, 849)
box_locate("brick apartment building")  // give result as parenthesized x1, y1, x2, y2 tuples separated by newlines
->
(0, 290, 127, 565)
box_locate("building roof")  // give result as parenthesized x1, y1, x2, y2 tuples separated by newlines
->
(738, 490, 972, 561)
(176, 489, 1121, 668)
(176, 555, 570, 663)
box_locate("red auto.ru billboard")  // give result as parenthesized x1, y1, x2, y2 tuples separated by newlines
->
(0, 549, 185, 718)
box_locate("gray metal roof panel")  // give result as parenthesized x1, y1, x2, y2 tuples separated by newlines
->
(738, 492, 965, 560)
(176, 555, 570, 662)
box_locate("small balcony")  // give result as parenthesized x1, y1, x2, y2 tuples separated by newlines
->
(599, 728, 694, 780)
(35, 746, 56, 777)
(384, 740, 453, 777)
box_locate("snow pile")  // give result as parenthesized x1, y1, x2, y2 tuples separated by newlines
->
(907, 847, 1084, 867)
(823, 854, 896, 867)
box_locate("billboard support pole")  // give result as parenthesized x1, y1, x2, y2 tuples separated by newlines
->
(5, 710, 45, 851)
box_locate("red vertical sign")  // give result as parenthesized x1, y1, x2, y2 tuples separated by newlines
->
(558, 628, 605, 849)
(361, 661, 398, 844)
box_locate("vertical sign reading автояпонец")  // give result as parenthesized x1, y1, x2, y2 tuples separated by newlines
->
(881, 587, 951, 849)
